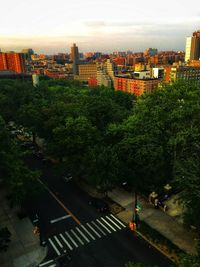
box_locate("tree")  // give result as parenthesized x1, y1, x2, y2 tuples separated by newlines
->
(110, 81, 200, 195)
(87, 145, 119, 195)
(0, 115, 41, 207)
(0, 227, 11, 252)
(175, 156, 200, 232)
(125, 262, 158, 267)
(48, 116, 98, 177)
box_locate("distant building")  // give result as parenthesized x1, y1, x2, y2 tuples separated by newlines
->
(152, 68, 165, 79)
(84, 52, 93, 58)
(97, 69, 112, 88)
(144, 48, 158, 57)
(88, 77, 98, 87)
(0, 52, 26, 73)
(44, 69, 66, 79)
(105, 59, 116, 82)
(114, 76, 160, 96)
(170, 65, 200, 82)
(185, 30, 200, 62)
(133, 70, 151, 79)
(70, 43, 79, 75)
(22, 48, 34, 60)
(189, 60, 200, 66)
(74, 63, 97, 81)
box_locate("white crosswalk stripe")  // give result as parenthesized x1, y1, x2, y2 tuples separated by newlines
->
(71, 229, 84, 245)
(65, 231, 78, 248)
(76, 227, 90, 243)
(48, 238, 61, 255)
(59, 233, 73, 250)
(39, 259, 54, 266)
(54, 235, 63, 248)
(106, 215, 122, 230)
(86, 222, 101, 238)
(47, 214, 126, 257)
(110, 214, 126, 227)
(96, 218, 112, 233)
(91, 220, 106, 236)
(100, 217, 116, 232)
(81, 225, 96, 240)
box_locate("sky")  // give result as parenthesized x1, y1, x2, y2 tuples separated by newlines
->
(0, 0, 200, 54)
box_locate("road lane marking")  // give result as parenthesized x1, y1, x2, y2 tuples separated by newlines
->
(50, 215, 71, 224)
(54, 235, 63, 248)
(65, 231, 78, 248)
(106, 216, 122, 230)
(49, 265, 56, 267)
(81, 225, 95, 240)
(76, 227, 90, 243)
(101, 217, 116, 232)
(110, 214, 126, 228)
(48, 238, 61, 255)
(71, 229, 84, 245)
(38, 178, 81, 225)
(86, 223, 101, 238)
(91, 221, 106, 236)
(96, 219, 111, 233)
(59, 233, 73, 250)
(39, 259, 54, 266)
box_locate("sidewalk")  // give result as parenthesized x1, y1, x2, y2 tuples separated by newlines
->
(0, 188, 47, 267)
(80, 182, 197, 255)
(107, 187, 197, 255)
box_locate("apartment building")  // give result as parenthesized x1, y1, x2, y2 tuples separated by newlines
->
(0, 52, 26, 73)
(114, 76, 160, 96)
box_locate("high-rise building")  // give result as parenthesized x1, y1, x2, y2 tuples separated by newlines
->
(22, 48, 34, 60)
(0, 52, 26, 73)
(70, 43, 79, 75)
(185, 30, 200, 62)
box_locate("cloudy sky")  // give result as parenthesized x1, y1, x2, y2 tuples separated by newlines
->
(0, 0, 200, 54)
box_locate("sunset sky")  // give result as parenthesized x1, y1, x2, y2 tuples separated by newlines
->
(0, 0, 200, 54)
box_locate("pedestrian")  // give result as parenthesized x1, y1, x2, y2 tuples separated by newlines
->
(154, 198, 159, 209)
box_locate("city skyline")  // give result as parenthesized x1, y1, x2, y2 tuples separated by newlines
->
(1, 0, 200, 54)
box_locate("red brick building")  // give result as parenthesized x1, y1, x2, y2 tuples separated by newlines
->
(0, 52, 26, 73)
(114, 76, 160, 96)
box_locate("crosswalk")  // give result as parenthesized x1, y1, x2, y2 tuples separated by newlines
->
(39, 214, 126, 267)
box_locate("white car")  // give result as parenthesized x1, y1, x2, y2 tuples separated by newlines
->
(62, 174, 72, 182)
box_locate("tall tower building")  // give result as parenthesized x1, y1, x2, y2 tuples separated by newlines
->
(185, 30, 200, 62)
(22, 48, 34, 60)
(70, 43, 79, 75)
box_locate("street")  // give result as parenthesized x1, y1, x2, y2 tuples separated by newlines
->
(25, 154, 173, 267)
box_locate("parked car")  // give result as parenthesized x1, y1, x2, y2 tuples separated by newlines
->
(120, 181, 132, 192)
(62, 173, 73, 183)
(89, 197, 109, 213)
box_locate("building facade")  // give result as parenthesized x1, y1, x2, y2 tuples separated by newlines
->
(0, 52, 26, 73)
(114, 76, 160, 96)
(170, 65, 200, 82)
(97, 69, 112, 88)
(185, 30, 200, 62)
(71, 43, 79, 75)
(74, 63, 97, 81)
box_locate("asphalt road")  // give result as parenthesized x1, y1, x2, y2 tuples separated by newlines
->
(24, 153, 173, 267)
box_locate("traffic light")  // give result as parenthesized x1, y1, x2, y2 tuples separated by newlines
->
(135, 204, 141, 213)
(129, 221, 136, 231)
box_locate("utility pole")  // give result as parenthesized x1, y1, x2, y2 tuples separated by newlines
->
(134, 191, 139, 228)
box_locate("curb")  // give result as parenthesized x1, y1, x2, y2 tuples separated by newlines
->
(135, 229, 177, 263)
